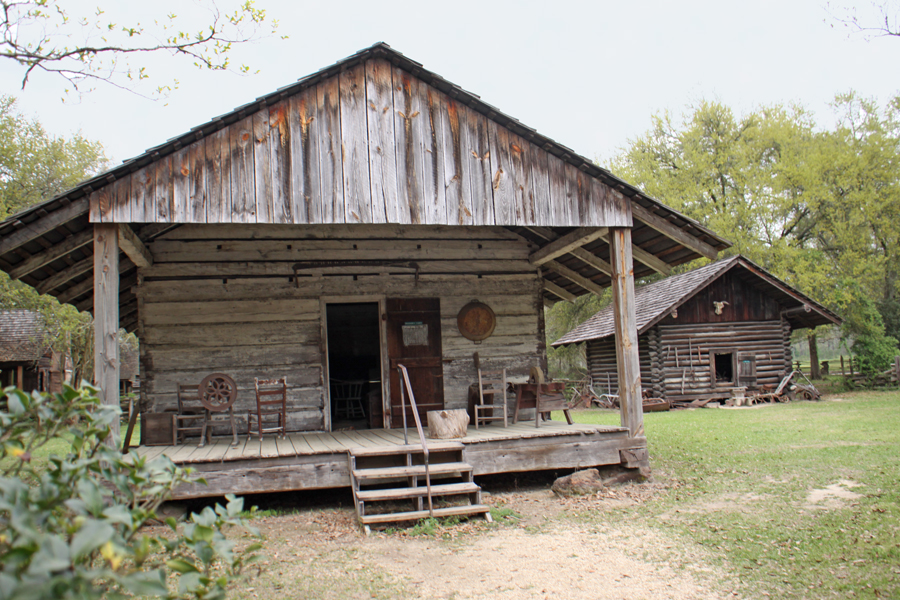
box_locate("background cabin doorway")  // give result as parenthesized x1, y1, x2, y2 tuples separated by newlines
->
(325, 302, 382, 430)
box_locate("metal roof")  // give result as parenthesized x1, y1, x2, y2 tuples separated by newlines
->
(552, 256, 842, 346)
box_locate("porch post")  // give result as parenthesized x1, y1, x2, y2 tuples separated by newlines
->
(93, 223, 120, 437)
(609, 227, 644, 438)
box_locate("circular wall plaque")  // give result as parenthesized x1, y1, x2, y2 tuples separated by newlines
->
(457, 301, 496, 341)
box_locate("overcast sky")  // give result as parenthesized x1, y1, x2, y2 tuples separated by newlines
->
(1, 0, 897, 168)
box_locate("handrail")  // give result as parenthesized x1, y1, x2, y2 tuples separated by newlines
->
(397, 364, 433, 517)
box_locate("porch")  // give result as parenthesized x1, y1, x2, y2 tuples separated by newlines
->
(131, 420, 643, 500)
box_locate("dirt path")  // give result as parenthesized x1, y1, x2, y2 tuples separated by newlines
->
(238, 483, 732, 600)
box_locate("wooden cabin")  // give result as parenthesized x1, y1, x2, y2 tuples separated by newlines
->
(0, 310, 66, 393)
(0, 43, 730, 500)
(553, 256, 841, 403)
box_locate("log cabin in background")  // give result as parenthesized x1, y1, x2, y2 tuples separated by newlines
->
(0, 310, 68, 393)
(0, 43, 729, 504)
(553, 256, 842, 403)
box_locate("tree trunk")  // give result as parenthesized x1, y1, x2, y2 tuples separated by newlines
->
(427, 409, 469, 439)
(808, 333, 821, 380)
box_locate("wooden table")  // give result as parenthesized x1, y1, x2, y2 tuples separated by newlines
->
(512, 382, 573, 427)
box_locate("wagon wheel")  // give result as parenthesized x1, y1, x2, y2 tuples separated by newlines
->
(798, 389, 815, 401)
(199, 373, 238, 412)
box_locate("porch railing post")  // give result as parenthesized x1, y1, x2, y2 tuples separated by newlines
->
(609, 227, 644, 438)
(93, 223, 121, 439)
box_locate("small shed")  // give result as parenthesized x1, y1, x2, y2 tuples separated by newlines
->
(553, 256, 841, 402)
(0, 309, 65, 392)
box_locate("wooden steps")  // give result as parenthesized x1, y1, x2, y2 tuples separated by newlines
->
(348, 442, 492, 533)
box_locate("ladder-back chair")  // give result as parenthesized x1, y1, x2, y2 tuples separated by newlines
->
(475, 368, 508, 428)
(174, 383, 205, 445)
(330, 379, 366, 420)
(248, 377, 288, 440)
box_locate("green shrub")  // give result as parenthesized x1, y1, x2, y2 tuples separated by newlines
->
(0, 384, 262, 599)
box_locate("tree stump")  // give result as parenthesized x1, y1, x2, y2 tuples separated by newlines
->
(427, 409, 469, 439)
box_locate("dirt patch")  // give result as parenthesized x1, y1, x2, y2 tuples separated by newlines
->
(234, 483, 734, 600)
(804, 480, 863, 510)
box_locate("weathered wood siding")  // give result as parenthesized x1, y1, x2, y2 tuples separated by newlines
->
(587, 320, 791, 401)
(89, 58, 630, 228)
(657, 270, 783, 326)
(136, 224, 544, 432)
(586, 333, 655, 398)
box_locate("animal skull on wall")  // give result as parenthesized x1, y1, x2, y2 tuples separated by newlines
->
(713, 301, 729, 315)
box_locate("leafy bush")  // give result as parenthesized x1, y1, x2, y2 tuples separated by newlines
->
(0, 384, 262, 599)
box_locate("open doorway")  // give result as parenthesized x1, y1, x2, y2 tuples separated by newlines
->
(326, 302, 382, 430)
(713, 352, 735, 384)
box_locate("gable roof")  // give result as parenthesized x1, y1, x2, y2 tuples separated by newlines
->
(552, 256, 842, 346)
(0, 310, 51, 362)
(0, 43, 730, 330)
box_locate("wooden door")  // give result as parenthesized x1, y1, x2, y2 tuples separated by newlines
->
(386, 298, 444, 426)
(737, 352, 757, 389)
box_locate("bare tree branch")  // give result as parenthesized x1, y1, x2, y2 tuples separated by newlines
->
(826, 1, 900, 39)
(0, 0, 283, 97)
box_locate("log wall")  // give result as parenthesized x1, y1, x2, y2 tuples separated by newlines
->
(586, 320, 791, 402)
(136, 224, 544, 433)
(90, 58, 631, 229)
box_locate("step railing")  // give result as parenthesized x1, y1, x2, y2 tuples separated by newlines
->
(396, 364, 433, 517)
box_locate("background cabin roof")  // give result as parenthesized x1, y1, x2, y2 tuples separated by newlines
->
(0, 309, 50, 362)
(552, 256, 842, 346)
(0, 43, 730, 327)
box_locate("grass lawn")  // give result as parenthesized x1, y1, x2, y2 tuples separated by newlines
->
(566, 391, 900, 598)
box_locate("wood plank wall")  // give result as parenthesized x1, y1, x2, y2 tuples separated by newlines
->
(587, 320, 791, 401)
(89, 59, 630, 229)
(136, 224, 544, 432)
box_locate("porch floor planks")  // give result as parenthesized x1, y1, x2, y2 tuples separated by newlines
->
(259, 437, 280, 458)
(274, 435, 297, 457)
(134, 445, 168, 461)
(223, 435, 249, 461)
(287, 433, 314, 454)
(140, 422, 629, 465)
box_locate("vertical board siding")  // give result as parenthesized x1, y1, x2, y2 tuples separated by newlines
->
(422, 85, 447, 224)
(393, 66, 426, 224)
(230, 119, 256, 223)
(441, 99, 474, 225)
(253, 110, 274, 223)
(364, 59, 397, 224)
(89, 58, 631, 228)
(465, 108, 495, 225)
(206, 127, 231, 224)
(339, 63, 371, 223)
(171, 147, 191, 223)
(289, 88, 319, 224)
(508, 132, 535, 225)
(488, 119, 515, 224)
(531, 143, 552, 226)
(317, 76, 344, 223)
(267, 101, 293, 223)
(188, 140, 207, 223)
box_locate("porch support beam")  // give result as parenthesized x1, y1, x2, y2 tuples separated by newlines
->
(36, 256, 93, 294)
(609, 227, 644, 438)
(0, 198, 88, 256)
(529, 227, 608, 266)
(8, 229, 92, 279)
(631, 203, 719, 260)
(93, 223, 120, 438)
(543, 261, 605, 296)
(601, 231, 671, 276)
(117, 224, 153, 268)
(542, 279, 577, 303)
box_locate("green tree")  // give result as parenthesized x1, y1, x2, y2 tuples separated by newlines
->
(0, 383, 263, 598)
(1, 1, 281, 97)
(0, 95, 108, 218)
